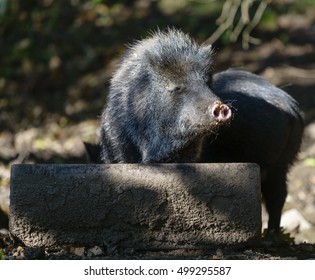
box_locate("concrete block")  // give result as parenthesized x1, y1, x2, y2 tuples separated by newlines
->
(9, 163, 261, 253)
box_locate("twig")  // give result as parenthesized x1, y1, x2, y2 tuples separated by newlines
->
(204, 0, 269, 49)
(204, 0, 241, 44)
(242, 0, 268, 49)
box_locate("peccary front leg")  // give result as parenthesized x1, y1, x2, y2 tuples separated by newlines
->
(261, 167, 288, 233)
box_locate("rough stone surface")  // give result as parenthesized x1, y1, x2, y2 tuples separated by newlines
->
(9, 163, 261, 253)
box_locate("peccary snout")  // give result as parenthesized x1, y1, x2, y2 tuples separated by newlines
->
(211, 101, 232, 123)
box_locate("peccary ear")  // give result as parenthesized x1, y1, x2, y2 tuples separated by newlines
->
(201, 44, 213, 61)
(202, 44, 212, 53)
(201, 44, 213, 87)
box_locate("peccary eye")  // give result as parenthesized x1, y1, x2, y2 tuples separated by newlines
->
(168, 86, 182, 94)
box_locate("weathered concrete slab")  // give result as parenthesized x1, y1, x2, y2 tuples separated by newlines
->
(9, 163, 261, 253)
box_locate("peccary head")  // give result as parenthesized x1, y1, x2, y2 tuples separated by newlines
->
(101, 28, 232, 163)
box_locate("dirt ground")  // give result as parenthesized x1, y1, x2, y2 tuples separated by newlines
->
(1, 11, 315, 259)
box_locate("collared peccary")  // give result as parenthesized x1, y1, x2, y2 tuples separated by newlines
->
(99, 28, 304, 233)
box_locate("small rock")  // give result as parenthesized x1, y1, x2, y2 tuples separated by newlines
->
(12, 246, 25, 259)
(281, 208, 311, 232)
(87, 246, 105, 258)
(70, 246, 85, 257)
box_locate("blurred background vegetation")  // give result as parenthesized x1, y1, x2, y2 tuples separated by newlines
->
(1, 0, 315, 230)
(1, 0, 314, 132)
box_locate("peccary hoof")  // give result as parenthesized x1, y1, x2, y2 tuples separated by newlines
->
(9, 163, 261, 253)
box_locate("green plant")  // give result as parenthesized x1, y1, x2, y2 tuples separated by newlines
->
(0, 249, 5, 260)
